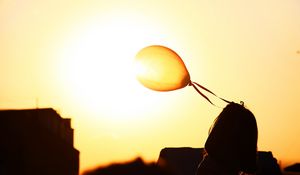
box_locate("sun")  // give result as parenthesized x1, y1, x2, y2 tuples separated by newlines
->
(56, 14, 172, 122)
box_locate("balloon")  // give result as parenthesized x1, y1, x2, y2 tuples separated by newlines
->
(134, 45, 230, 106)
(134, 45, 191, 91)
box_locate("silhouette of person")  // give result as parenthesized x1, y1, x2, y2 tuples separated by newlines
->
(196, 102, 258, 175)
(83, 157, 174, 175)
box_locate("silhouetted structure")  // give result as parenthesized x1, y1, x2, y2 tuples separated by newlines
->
(157, 147, 202, 175)
(157, 147, 282, 175)
(83, 157, 174, 175)
(0, 108, 79, 175)
(284, 163, 300, 172)
(256, 151, 282, 175)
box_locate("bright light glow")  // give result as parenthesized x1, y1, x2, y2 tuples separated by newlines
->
(57, 14, 170, 122)
(134, 60, 148, 78)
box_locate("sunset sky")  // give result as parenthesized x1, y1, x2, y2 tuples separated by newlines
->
(1, 0, 300, 173)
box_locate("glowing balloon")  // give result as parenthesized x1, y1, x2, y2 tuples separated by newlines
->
(134, 45, 191, 91)
(134, 45, 231, 106)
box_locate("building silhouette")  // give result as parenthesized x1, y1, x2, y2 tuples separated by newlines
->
(0, 108, 79, 175)
(284, 163, 300, 174)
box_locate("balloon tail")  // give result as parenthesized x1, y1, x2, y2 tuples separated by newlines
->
(190, 83, 215, 106)
(189, 81, 230, 107)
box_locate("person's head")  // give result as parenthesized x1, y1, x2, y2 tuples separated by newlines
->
(206, 102, 258, 173)
(210, 102, 257, 140)
(83, 157, 174, 175)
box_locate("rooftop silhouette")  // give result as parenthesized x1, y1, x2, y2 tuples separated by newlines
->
(0, 108, 79, 175)
(284, 163, 300, 172)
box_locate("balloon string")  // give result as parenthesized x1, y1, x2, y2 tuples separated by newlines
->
(190, 83, 215, 106)
(189, 81, 231, 106)
(192, 82, 231, 104)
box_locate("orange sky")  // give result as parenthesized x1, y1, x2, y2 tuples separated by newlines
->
(1, 0, 300, 173)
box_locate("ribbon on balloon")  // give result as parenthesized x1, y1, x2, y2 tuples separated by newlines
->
(134, 45, 230, 106)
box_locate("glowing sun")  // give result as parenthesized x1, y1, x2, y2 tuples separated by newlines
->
(56, 14, 171, 121)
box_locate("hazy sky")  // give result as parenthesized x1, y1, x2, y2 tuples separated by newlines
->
(1, 0, 300, 173)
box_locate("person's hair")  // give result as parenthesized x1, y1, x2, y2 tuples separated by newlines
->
(205, 102, 258, 173)
(83, 157, 174, 175)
